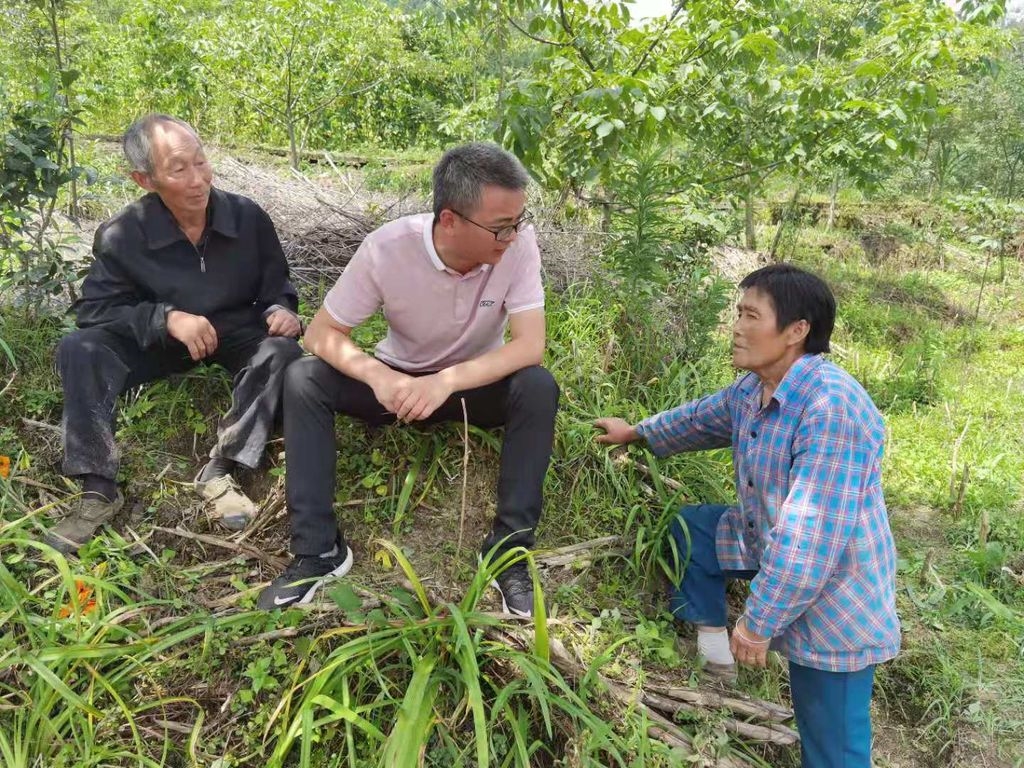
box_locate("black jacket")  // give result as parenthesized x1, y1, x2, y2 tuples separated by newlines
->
(73, 188, 298, 348)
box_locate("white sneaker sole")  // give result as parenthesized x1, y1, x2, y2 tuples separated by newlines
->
(294, 547, 354, 606)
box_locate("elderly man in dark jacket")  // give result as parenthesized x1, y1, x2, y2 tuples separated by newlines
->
(46, 114, 302, 554)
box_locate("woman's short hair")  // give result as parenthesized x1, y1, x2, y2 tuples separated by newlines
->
(739, 263, 836, 354)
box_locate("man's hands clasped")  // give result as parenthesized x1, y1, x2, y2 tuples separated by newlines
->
(372, 369, 453, 423)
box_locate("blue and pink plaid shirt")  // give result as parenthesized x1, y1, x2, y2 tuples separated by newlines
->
(637, 354, 901, 672)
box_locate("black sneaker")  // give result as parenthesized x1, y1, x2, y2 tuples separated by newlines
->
(257, 544, 353, 610)
(491, 561, 535, 618)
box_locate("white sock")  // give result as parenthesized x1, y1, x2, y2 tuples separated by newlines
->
(697, 628, 735, 665)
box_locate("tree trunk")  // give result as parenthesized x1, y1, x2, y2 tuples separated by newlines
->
(287, 116, 299, 171)
(770, 182, 801, 261)
(826, 171, 840, 230)
(46, 0, 78, 217)
(744, 174, 756, 250)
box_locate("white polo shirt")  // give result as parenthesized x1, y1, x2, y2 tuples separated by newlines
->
(323, 213, 544, 372)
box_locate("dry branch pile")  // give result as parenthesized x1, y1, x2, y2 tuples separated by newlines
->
(213, 154, 415, 299)
(213, 152, 606, 298)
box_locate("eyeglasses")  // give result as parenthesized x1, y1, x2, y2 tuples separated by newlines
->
(451, 208, 533, 242)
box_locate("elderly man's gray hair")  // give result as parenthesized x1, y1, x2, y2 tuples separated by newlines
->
(122, 114, 200, 175)
(432, 142, 529, 219)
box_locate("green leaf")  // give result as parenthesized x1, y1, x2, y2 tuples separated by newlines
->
(328, 582, 363, 613)
(59, 69, 81, 88)
(595, 121, 614, 138)
(649, 105, 666, 121)
(854, 60, 885, 78)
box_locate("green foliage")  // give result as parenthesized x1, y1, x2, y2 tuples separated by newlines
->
(263, 545, 628, 767)
(0, 486, 241, 767)
(604, 146, 726, 290)
(0, 93, 87, 303)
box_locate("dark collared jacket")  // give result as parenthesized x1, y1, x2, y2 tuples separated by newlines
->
(73, 187, 298, 348)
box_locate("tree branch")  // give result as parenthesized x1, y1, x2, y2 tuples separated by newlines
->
(557, 0, 597, 72)
(629, 0, 687, 77)
(502, 11, 569, 47)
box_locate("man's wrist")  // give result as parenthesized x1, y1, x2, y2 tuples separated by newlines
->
(435, 367, 459, 393)
(166, 308, 184, 326)
(364, 360, 399, 389)
(262, 303, 295, 319)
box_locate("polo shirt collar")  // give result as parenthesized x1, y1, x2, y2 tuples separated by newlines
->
(421, 214, 491, 277)
(141, 186, 237, 249)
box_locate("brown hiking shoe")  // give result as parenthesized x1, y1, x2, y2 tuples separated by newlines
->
(45, 492, 125, 554)
(194, 474, 256, 531)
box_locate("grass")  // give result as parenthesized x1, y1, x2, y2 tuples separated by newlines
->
(2, 192, 1023, 766)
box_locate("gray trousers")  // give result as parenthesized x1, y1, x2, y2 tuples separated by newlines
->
(57, 325, 302, 480)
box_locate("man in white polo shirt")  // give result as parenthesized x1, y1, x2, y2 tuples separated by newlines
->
(257, 143, 559, 615)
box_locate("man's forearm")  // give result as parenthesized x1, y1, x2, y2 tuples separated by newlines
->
(436, 337, 543, 392)
(306, 327, 394, 387)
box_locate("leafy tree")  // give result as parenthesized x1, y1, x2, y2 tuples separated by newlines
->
(196, 0, 402, 167)
(0, 94, 86, 305)
(454, 0, 1006, 250)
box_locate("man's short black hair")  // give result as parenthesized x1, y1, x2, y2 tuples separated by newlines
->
(432, 142, 529, 219)
(738, 263, 836, 354)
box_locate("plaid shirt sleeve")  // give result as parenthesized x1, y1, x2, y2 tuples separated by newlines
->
(636, 384, 738, 457)
(743, 401, 868, 638)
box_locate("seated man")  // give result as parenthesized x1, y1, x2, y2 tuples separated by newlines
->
(47, 114, 302, 554)
(595, 264, 900, 768)
(257, 142, 559, 615)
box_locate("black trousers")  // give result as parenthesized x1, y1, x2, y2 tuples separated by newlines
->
(57, 325, 302, 481)
(283, 356, 560, 556)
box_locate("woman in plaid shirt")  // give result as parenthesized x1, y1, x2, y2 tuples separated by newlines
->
(596, 263, 900, 768)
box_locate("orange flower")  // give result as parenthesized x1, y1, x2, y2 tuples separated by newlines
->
(58, 580, 98, 618)
(0, 455, 10, 479)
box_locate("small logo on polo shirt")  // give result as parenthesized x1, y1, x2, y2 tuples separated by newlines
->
(479, 300, 495, 307)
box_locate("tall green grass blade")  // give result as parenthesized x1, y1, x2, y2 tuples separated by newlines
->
(0, 336, 16, 370)
(392, 440, 427, 533)
(449, 604, 488, 766)
(374, 539, 432, 616)
(526, 555, 549, 663)
(381, 653, 439, 768)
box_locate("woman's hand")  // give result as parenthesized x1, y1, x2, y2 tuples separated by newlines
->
(593, 417, 640, 445)
(730, 618, 771, 668)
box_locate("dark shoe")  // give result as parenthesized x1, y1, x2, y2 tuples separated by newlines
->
(257, 544, 353, 610)
(45, 492, 125, 554)
(491, 561, 535, 618)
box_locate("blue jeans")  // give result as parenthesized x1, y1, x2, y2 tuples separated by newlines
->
(669, 504, 875, 768)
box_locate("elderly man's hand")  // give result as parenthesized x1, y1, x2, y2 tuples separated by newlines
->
(266, 308, 301, 338)
(730, 619, 771, 668)
(167, 310, 218, 360)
